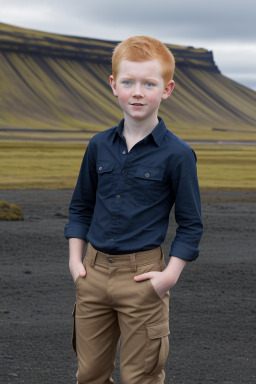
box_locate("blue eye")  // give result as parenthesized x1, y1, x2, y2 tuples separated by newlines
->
(123, 81, 132, 86)
(145, 82, 154, 87)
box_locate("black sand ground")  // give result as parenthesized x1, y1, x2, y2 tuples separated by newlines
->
(0, 189, 255, 384)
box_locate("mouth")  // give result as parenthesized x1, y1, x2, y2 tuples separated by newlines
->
(131, 103, 144, 106)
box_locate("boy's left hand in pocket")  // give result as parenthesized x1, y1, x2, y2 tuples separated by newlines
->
(134, 271, 170, 299)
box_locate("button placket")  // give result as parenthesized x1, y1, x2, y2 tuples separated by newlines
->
(108, 142, 129, 244)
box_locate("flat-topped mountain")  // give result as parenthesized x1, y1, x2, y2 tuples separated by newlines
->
(0, 22, 255, 139)
(0, 22, 219, 70)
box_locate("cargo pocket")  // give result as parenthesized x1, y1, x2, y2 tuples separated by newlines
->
(145, 320, 170, 376)
(71, 303, 77, 355)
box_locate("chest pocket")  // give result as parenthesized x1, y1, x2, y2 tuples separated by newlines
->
(96, 161, 115, 196)
(133, 167, 165, 205)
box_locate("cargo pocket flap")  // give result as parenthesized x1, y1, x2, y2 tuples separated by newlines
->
(147, 320, 170, 339)
(145, 320, 170, 375)
(135, 167, 164, 181)
(96, 161, 115, 174)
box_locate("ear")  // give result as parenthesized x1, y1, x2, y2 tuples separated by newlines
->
(110, 75, 118, 97)
(162, 80, 175, 100)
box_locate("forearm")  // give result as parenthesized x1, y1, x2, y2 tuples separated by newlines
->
(69, 238, 86, 260)
(162, 256, 187, 289)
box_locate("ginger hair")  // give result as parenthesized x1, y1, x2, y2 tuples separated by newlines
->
(112, 36, 175, 86)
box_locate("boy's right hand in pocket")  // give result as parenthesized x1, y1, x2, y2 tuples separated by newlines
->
(69, 260, 86, 282)
(68, 238, 87, 282)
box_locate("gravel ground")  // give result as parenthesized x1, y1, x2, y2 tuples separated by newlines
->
(0, 189, 255, 384)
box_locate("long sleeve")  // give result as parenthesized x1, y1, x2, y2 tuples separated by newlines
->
(64, 140, 98, 240)
(170, 148, 203, 261)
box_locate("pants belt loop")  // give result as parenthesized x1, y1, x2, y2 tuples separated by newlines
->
(89, 247, 97, 268)
(130, 254, 137, 273)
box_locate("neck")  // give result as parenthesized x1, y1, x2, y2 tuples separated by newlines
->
(123, 115, 159, 140)
(122, 115, 159, 152)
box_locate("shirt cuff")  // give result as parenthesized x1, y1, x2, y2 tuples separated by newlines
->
(64, 223, 88, 240)
(170, 241, 199, 262)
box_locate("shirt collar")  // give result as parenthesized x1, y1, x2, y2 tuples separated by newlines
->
(113, 117, 168, 147)
(150, 117, 168, 146)
(112, 119, 124, 144)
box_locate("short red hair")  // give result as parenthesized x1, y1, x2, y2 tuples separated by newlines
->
(112, 36, 175, 86)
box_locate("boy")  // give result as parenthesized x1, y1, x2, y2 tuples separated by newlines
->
(65, 36, 203, 384)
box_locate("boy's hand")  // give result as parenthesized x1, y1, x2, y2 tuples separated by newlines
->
(134, 256, 187, 299)
(69, 238, 87, 282)
(134, 271, 174, 299)
(69, 260, 86, 283)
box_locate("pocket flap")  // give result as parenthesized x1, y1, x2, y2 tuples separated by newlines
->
(135, 167, 164, 181)
(96, 161, 115, 174)
(147, 320, 170, 340)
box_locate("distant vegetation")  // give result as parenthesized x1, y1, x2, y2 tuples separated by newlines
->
(0, 142, 255, 191)
(0, 200, 23, 220)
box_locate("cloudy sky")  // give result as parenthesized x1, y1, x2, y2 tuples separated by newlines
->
(1, 0, 256, 90)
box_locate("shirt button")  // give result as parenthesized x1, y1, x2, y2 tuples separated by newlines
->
(98, 166, 103, 170)
(113, 216, 117, 220)
(122, 150, 126, 155)
(110, 239, 114, 242)
(145, 173, 150, 177)
(121, 169, 126, 174)
(116, 195, 121, 199)
(108, 258, 114, 263)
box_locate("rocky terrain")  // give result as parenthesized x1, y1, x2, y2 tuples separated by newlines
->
(0, 189, 255, 383)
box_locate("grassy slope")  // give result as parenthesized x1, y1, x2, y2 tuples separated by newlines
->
(0, 23, 256, 191)
(0, 23, 255, 141)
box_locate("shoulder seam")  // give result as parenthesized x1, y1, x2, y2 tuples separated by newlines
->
(164, 131, 192, 151)
(89, 126, 117, 142)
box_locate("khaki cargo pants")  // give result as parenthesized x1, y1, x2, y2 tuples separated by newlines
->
(72, 242, 170, 384)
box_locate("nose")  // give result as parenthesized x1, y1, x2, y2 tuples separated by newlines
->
(132, 83, 144, 98)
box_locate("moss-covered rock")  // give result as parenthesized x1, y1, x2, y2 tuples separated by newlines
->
(0, 201, 23, 221)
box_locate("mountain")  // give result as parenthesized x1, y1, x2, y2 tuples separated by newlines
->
(0, 22, 255, 140)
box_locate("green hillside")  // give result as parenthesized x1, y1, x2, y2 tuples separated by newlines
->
(0, 22, 256, 141)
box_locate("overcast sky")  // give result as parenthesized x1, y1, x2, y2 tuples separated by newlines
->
(1, 0, 256, 90)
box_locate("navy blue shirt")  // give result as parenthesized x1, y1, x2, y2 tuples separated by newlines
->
(65, 118, 203, 261)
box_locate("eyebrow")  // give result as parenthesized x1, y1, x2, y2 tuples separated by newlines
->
(119, 76, 159, 82)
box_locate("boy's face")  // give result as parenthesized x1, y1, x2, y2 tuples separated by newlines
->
(110, 59, 174, 124)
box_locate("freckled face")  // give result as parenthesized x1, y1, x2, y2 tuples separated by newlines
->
(110, 59, 174, 122)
